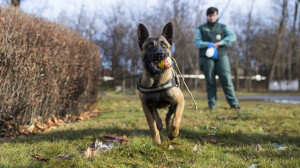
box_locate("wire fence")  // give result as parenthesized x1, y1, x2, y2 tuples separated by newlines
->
(100, 74, 268, 93)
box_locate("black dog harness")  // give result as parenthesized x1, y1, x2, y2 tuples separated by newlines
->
(137, 69, 179, 94)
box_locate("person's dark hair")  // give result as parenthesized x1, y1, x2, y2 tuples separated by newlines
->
(206, 7, 218, 16)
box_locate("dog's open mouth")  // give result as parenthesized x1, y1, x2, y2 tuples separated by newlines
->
(150, 61, 163, 72)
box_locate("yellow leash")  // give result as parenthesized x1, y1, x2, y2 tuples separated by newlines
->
(170, 57, 198, 112)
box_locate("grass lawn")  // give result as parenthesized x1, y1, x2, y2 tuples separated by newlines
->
(1, 91, 299, 167)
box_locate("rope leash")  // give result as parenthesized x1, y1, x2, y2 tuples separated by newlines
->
(170, 57, 198, 112)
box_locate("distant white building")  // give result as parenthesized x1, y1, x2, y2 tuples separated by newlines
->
(269, 80, 299, 91)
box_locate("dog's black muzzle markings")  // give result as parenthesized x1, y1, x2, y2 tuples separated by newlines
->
(144, 48, 169, 74)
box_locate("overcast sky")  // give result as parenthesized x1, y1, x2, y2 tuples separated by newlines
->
(0, 0, 273, 24)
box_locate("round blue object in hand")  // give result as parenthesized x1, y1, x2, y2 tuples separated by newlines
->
(205, 42, 218, 59)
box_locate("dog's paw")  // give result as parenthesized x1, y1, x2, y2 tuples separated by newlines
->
(168, 125, 179, 140)
(156, 123, 163, 131)
(155, 118, 163, 131)
(154, 138, 162, 145)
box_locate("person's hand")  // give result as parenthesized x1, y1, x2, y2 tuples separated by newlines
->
(214, 42, 221, 48)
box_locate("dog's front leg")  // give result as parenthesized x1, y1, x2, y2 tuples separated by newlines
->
(166, 105, 176, 135)
(153, 109, 163, 131)
(142, 104, 161, 145)
(168, 100, 184, 140)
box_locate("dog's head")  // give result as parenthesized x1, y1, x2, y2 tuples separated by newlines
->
(138, 22, 173, 75)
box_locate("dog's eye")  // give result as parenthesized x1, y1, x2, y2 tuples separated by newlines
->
(147, 43, 153, 48)
(160, 42, 167, 48)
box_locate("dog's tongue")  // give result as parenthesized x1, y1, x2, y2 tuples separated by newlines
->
(152, 61, 161, 71)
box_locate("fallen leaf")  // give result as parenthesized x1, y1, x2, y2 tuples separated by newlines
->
(79, 112, 90, 121)
(43, 127, 51, 133)
(55, 119, 64, 126)
(35, 121, 48, 130)
(19, 126, 30, 135)
(65, 114, 72, 119)
(199, 137, 207, 142)
(92, 108, 103, 113)
(209, 139, 217, 144)
(55, 154, 71, 161)
(31, 155, 49, 162)
(102, 134, 117, 142)
(88, 104, 97, 110)
(89, 113, 99, 118)
(102, 134, 129, 142)
(71, 116, 79, 121)
(51, 115, 58, 124)
(84, 146, 95, 158)
(192, 144, 199, 151)
(6, 122, 13, 129)
(199, 137, 217, 144)
(27, 125, 35, 133)
(12, 107, 103, 138)
(253, 144, 264, 151)
(47, 119, 56, 127)
(119, 136, 129, 142)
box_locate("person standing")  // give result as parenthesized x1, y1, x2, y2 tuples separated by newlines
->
(194, 7, 241, 110)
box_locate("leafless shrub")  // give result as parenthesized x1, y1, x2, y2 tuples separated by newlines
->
(0, 7, 101, 134)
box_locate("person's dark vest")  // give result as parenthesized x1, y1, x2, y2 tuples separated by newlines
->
(198, 22, 227, 58)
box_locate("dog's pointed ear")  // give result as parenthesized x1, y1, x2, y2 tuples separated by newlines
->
(162, 22, 173, 46)
(138, 23, 149, 50)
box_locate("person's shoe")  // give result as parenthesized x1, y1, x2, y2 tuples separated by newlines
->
(209, 105, 216, 111)
(230, 105, 241, 109)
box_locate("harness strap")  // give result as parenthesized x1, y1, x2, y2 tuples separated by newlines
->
(137, 69, 179, 94)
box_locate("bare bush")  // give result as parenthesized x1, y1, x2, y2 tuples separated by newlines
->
(0, 7, 101, 135)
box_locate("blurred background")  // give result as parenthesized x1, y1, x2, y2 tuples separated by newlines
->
(1, 0, 300, 92)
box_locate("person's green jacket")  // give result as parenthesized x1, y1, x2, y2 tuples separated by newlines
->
(193, 21, 236, 58)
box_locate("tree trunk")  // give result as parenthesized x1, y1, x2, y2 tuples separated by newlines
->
(245, 0, 254, 91)
(234, 54, 239, 91)
(286, 0, 299, 81)
(296, 0, 300, 89)
(11, 0, 20, 7)
(267, 0, 288, 90)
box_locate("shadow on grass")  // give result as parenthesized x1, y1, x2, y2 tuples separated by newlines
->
(10, 127, 149, 144)
(180, 129, 300, 146)
(10, 127, 300, 147)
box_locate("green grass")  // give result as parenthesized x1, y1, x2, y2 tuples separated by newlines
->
(1, 92, 299, 167)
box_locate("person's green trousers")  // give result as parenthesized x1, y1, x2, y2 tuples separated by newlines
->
(199, 55, 238, 107)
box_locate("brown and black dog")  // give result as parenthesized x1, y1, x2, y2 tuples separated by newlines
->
(137, 22, 185, 145)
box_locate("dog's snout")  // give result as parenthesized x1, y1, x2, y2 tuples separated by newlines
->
(156, 52, 164, 59)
